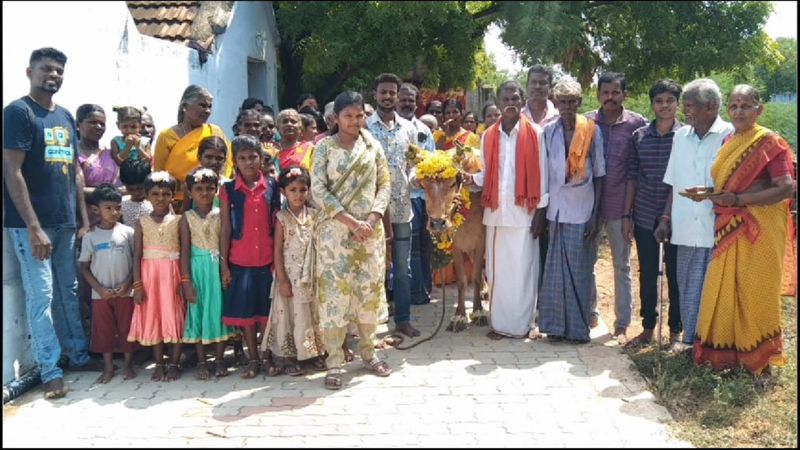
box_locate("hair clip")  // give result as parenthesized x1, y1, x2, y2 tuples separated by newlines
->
(150, 171, 171, 183)
(288, 167, 302, 178)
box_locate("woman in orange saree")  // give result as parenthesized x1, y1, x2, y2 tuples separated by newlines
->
(153, 85, 233, 211)
(693, 85, 796, 375)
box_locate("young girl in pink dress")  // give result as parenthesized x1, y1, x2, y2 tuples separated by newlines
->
(128, 171, 185, 382)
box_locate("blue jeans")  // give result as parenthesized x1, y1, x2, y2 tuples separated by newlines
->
(8, 227, 90, 384)
(410, 198, 432, 304)
(391, 222, 412, 325)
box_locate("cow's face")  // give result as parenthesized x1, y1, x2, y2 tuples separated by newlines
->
(422, 176, 460, 233)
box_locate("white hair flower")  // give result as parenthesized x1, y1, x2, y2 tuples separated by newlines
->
(150, 171, 171, 183)
(288, 167, 302, 178)
(194, 168, 216, 182)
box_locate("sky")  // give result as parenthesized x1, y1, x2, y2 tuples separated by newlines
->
(484, 1, 798, 74)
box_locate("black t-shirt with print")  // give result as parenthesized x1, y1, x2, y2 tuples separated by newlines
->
(3, 96, 78, 228)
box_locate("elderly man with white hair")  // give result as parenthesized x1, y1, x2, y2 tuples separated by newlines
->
(655, 78, 733, 352)
(538, 78, 607, 344)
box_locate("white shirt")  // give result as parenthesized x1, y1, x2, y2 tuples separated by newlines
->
(474, 119, 549, 227)
(663, 115, 734, 248)
(522, 100, 559, 127)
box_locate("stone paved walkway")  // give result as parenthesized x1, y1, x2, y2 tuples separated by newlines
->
(3, 287, 690, 447)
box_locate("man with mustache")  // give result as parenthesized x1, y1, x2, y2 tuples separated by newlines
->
(584, 72, 647, 344)
(366, 73, 422, 338)
(4, 48, 98, 400)
(397, 83, 435, 306)
(465, 80, 548, 340)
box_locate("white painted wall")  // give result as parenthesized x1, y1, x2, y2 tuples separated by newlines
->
(2, 0, 278, 384)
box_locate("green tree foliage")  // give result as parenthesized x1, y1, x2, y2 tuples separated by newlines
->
(756, 37, 797, 98)
(273, 1, 496, 106)
(496, 1, 781, 94)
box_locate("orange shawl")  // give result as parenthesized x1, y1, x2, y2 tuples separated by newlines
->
(567, 115, 596, 182)
(481, 115, 541, 213)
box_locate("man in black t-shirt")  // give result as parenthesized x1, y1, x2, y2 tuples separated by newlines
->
(3, 47, 97, 399)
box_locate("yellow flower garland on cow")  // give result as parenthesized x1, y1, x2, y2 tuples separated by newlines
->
(413, 149, 473, 269)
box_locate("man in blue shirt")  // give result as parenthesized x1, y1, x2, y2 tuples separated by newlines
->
(3, 48, 96, 399)
(397, 82, 435, 306)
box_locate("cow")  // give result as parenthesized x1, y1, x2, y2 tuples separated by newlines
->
(410, 142, 487, 332)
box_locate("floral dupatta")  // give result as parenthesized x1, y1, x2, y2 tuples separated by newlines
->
(300, 131, 379, 288)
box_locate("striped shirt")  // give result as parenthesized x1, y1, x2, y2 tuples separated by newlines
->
(628, 120, 682, 231)
(585, 108, 648, 220)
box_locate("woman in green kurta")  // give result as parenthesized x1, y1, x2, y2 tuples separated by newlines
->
(307, 91, 392, 390)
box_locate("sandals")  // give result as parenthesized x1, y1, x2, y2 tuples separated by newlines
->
(324, 369, 343, 390)
(43, 378, 67, 400)
(310, 357, 327, 372)
(284, 362, 305, 377)
(363, 358, 392, 377)
(241, 359, 260, 379)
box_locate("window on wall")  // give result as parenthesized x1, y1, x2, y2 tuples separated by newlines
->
(247, 57, 267, 105)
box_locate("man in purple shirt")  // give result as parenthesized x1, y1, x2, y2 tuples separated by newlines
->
(623, 80, 683, 348)
(584, 72, 647, 343)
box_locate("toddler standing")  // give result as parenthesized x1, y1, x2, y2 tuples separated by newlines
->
(78, 184, 138, 384)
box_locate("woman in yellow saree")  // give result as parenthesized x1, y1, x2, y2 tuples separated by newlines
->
(693, 85, 796, 374)
(153, 85, 233, 210)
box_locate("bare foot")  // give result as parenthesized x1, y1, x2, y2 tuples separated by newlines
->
(43, 378, 67, 400)
(196, 362, 210, 381)
(165, 364, 181, 382)
(151, 364, 165, 382)
(395, 322, 421, 338)
(95, 368, 115, 384)
(528, 328, 545, 340)
(215, 361, 229, 377)
(123, 366, 137, 380)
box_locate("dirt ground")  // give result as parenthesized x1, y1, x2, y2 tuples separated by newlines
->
(594, 234, 674, 345)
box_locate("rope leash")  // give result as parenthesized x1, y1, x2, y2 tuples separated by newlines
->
(385, 281, 448, 350)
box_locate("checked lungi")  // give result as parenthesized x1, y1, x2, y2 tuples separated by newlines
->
(538, 221, 596, 342)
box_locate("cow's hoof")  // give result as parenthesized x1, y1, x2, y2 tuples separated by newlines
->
(470, 310, 489, 326)
(446, 315, 469, 332)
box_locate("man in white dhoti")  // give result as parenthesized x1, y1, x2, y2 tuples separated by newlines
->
(466, 80, 548, 339)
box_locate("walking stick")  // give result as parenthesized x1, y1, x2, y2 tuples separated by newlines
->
(656, 241, 665, 350)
